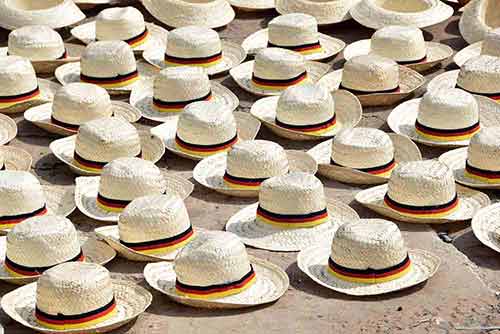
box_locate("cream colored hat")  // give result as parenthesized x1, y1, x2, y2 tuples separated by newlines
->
(0, 113, 17, 145)
(151, 101, 261, 161)
(459, 0, 499, 44)
(228, 0, 274, 10)
(143, 25, 246, 77)
(308, 128, 422, 185)
(50, 117, 165, 176)
(75, 157, 194, 222)
(1, 262, 152, 333)
(275, 0, 359, 25)
(0, 171, 75, 233)
(298, 219, 440, 296)
(0, 145, 32, 172)
(350, 0, 453, 29)
(388, 88, 500, 148)
(25, 83, 141, 136)
(250, 84, 361, 140)
(454, 28, 500, 67)
(144, 231, 289, 308)
(130, 66, 239, 123)
(317, 54, 425, 107)
(230, 47, 330, 96)
(0, 215, 115, 285)
(355, 160, 490, 224)
(471, 203, 500, 254)
(242, 14, 345, 61)
(193, 139, 318, 197)
(226, 172, 359, 252)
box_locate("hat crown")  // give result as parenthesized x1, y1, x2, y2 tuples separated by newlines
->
(481, 28, 500, 57)
(458, 55, 500, 94)
(342, 55, 399, 92)
(0, 171, 45, 216)
(81, 41, 137, 78)
(467, 127, 500, 171)
(166, 26, 221, 59)
(96, 7, 146, 41)
(0, 56, 38, 96)
(268, 13, 319, 46)
(154, 66, 211, 102)
(8, 25, 65, 61)
(370, 25, 426, 62)
(253, 47, 306, 80)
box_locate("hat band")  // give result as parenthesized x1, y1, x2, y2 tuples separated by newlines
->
(275, 114, 336, 135)
(252, 71, 308, 90)
(267, 40, 322, 55)
(339, 84, 400, 95)
(96, 193, 131, 213)
(176, 265, 256, 299)
(175, 134, 238, 156)
(384, 193, 459, 218)
(51, 115, 80, 132)
(330, 158, 396, 177)
(7, 49, 67, 59)
(465, 160, 500, 183)
(456, 85, 500, 102)
(327, 254, 411, 284)
(164, 51, 222, 67)
(0, 204, 47, 229)
(36, 296, 117, 330)
(397, 55, 427, 65)
(415, 120, 480, 141)
(153, 91, 212, 113)
(80, 69, 139, 88)
(73, 150, 142, 172)
(223, 172, 270, 190)
(0, 86, 40, 108)
(256, 205, 328, 228)
(120, 225, 194, 255)
(123, 28, 149, 48)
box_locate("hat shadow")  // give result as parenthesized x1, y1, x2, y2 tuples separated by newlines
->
(34, 153, 75, 186)
(452, 229, 500, 271)
(444, 18, 462, 37)
(15, 119, 59, 147)
(188, 180, 256, 205)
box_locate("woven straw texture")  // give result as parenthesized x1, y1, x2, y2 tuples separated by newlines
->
(459, 0, 500, 44)
(471, 203, 500, 254)
(454, 28, 500, 67)
(275, 0, 359, 25)
(0, 113, 17, 145)
(0, 146, 32, 171)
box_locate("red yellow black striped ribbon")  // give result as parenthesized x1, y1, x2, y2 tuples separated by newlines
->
(415, 120, 480, 141)
(96, 193, 131, 213)
(456, 85, 500, 102)
(339, 84, 400, 95)
(0, 86, 40, 108)
(397, 55, 427, 65)
(5, 249, 84, 277)
(267, 41, 322, 55)
(275, 114, 336, 135)
(73, 151, 142, 173)
(0, 205, 47, 229)
(256, 205, 328, 228)
(223, 172, 269, 190)
(464, 160, 500, 183)
(51, 116, 79, 132)
(330, 158, 396, 177)
(123, 28, 149, 48)
(164, 51, 222, 67)
(153, 91, 212, 113)
(384, 193, 459, 218)
(175, 134, 238, 156)
(120, 225, 194, 255)
(80, 69, 139, 88)
(252, 71, 308, 90)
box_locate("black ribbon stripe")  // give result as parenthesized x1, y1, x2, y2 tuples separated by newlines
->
(223, 171, 269, 185)
(267, 40, 321, 51)
(80, 69, 139, 84)
(0, 205, 47, 223)
(328, 254, 411, 276)
(35, 297, 115, 322)
(153, 91, 212, 108)
(465, 160, 500, 177)
(176, 265, 255, 292)
(455, 85, 500, 98)
(175, 134, 237, 150)
(120, 225, 193, 249)
(0, 86, 40, 102)
(339, 84, 400, 95)
(415, 120, 480, 135)
(275, 115, 335, 130)
(51, 116, 80, 131)
(397, 55, 427, 65)
(384, 193, 458, 212)
(252, 71, 307, 85)
(164, 51, 222, 64)
(5, 248, 83, 275)
(74, 151, 142, 169)
(123, 28, 148, 44)
(330, 158, 395, 173)
(257, 205, 327, 220)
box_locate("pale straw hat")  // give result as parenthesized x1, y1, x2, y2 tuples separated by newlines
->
(193, 139, 318, 197)
(71, 7, 168, 55)
(75, 157, 194, 222)
(25, 83, 141, 136)
(0, 215, 116, 285)
(143, 25, 246, 77)
(317, 54, 425, 107)
(228, 0, 274, 10)
(0, 113, 17, 145)
(0, 171, 75, 233)
(275, 0, 360, 25)
(355, 160, 490, 224)
(0, 145, 32, 172)
(308, 128, 422, 185)
(50, 117, 165, 176)
(144, 231, 289, 308)
(298, 219, 440, 296)
(454, 28, 500, 67)
(0, 56, 60, 114)
(388, 88, 500, 148)
(130, 66, 239, 123)
(250, 84, 361, 141)
(150, 101, 261, 161)
(459, 0, 499, 44)
(226, 172, 359, 252)
(343, 26, 453, 73)
(230, 47, 330, 97)
(142, 0, 235, 29)
(0, 0, 85, 30)
(1, 262, 152, 333)
(350, 0, 453, 29)
(242, 14, 346, 61)
(471, 203, 500, 254)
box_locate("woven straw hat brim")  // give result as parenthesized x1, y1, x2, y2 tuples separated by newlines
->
(427, 70, 462, 93)
(75, 173, 194, 222)
(317, 67, 425, 107)
(458, 0, 493, 44)
(24, 101, 141, 137)
(143, 41, 246, 77)
(471, 203, 500, 253)
(350, 0, 453, 29)
(150, 112, 261, 161)
(1, 279, 152, 334)
(225, 200, 359, 252)
(228, 0, 275, 10)
(130, 80, 239, 123)
(387, 95, 500, 148)
(0, 113, 17, 145)
(298, 246, 440, 296)
(49, 133, 165, 176)
(354, 183, 490, 224)
(241, 29, 346, 61)
(249, 90, 361, 141)
(230, 60, 330, 97)
(0, 146, 32, 171)
(275, 0, 356, 25)
(193, 150, 318, 198)
(0, 79, 60, 114)
(144, 256, 289, 308)
(453, 42, 482, 67)
(307, 134, 422, 185)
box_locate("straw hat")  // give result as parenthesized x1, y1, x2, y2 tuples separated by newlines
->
(0, 56, 60, 114)
(275, 0, 359, 25)
(143, 25, 246, 77)
(298, 219, 440, 296)
(75, 157, 194, 222)
(355, 160, 490, 224)
(193, 139, 318, 197)
(350, 0, 453, 29)
(71, 7, 168, 55)
(317, 55, 425, 107)
(242, 14, 345, 61)
(1, 262, 152, 333)
(25, 83, 141, 136)
(454, 28, 500, 67)
(388, 88, 500, 148)
(471, 203, 500, 254)
(0, 171, 75, 233)
(459, 0, 499, 44)
(0, 215, 116, 285)
(142, 0, 235, 29)
(130, 66, 239, 123)
(228, 0, 274, 10)
(0, 0, 85, 30)
(50, 117, 165, 176)
(230, 48, 330, 96)
(250, 84, 361, 141)
(0, 113, 17, 145)
(150, 101, 261, 161)
(144, 230, 289, 308)
(0, 145, 32, 172)
(343, 26, 453, 72)
(308, 128, 422, 185)
(226, 172, 359, 252)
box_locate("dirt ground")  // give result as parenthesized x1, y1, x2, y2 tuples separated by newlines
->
(1, 1, 500, 333)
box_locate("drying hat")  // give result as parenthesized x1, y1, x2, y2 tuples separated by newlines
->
(454, 28, 500, 67)
(0, 113, 17, 145)
(0, 144, 32, 172)
(275, 0, 359, 25)
(459, 0, 498, 44)
(471, 203, 500, 254)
